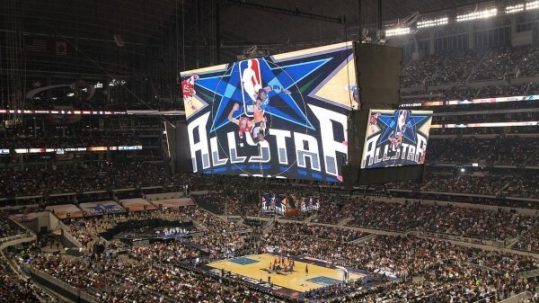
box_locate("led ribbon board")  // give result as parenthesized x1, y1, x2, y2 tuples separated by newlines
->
(180, 42, 358, 182)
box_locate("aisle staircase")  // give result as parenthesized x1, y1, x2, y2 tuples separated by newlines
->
(348, 233, 376, 244)
(498, 291, 533, 303)
(337, 217, 354, 227)
(304, 213, 318, 222)
(496, 181, 512, 196)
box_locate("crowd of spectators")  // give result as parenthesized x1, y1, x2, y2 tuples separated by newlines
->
(259, 225, 538, 302)
(431, 125, 539, 136)
(211, 190, 539, 242)
(401, 50, 479, 87)
(23, 83, 183, 111)
(0, 161, 179, 197)
(427, 136, 539, 166)
(63, 205, 252, 259)
(9, 205, 282, 302)
(310, 195, 362, 225)
(0, 213, 26, 240)
(421, 172, 512, 196)
(0, 132, 151, 149)
(24, 250, 280, 303)
(64, 208, 193, 249)
(186, 206, 254, 259)
(390, 82, 538, 106)
(515, 224, 539, 253)
(401, 46, 539, 88)
(194, 189, 329, 220)
(3, 15, 539, 303)
(0, 260, 44, 303)
(197, 166, 527, 202)
(414, 170, 539, 199)
(311, 199, 537, 241)
(432, 111, 539, 125)
(269, 222, 365, 243)
(399, 46, 539, 109)
(2, 112, 538, 205)
(2, 131, 537, 202)
(505, 174, 539, 199)
(1, 196, 538, 302)
(222, 194, 261, 217)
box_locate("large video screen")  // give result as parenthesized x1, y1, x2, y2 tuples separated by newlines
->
(260, 192, 293, 216)
(181, 42, 358, 182)
(300, 196, 320, 213)
(361, 109, 432, 169)
(260, 193, 320, 217)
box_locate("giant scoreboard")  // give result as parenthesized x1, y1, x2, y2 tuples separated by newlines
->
(180, 42, 432, 184)
(361, 109, 432, 169)
(180, 42, 358, 182)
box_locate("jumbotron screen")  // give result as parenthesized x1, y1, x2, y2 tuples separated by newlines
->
(180, 42, 358, 182)
(361, 109, 433, 169)
(260, 193, 320, 216)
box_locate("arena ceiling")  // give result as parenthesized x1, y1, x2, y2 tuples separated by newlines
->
(217, 0, 497, 56)
(0, 0, 501, 88)
(1, 0, 181, 45)
(1, 0, 498, 47)
(223, 0, 493, 25)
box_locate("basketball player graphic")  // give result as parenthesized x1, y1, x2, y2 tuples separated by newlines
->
(240, 59, 262, 116)
(369, 112, 380, 126)
(397, 110, 408, 131)
(181, 74, 199, 110)
(228, 103, 254, 141)
(270, 194, 276, 211)
(388, 110, 409, 151)
(227, 99, 268, 143)
(239, 58, 291, 117)
(230, 58, 294, 143)
(261, 196, 267, 211)
(252, 89, 269, 141)
(345, 84, 361, 109)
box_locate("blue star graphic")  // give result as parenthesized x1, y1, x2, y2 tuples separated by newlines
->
(376, 110, 430, 146)
(193, 57, 330, 132)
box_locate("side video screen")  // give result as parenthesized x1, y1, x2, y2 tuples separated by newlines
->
(181, 42, 358, 182)
(260, 193, 320, 217)
(361, 109, 432, 169)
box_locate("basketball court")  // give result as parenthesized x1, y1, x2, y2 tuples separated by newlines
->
(207, 254, 366, 294)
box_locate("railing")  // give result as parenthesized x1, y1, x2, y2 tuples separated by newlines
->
(498, 291, 533, 303)
(348, 234, 376, 244)
(472, 292, 497, 303)
(408, 230, 497, 246)
(519, 268, 539, 279)
(23, 266, 97, 303)
(0, 233, 37, 252)
(56, 219, 83, 248)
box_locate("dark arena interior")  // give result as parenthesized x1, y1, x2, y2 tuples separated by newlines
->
(1, 0, 539, 302)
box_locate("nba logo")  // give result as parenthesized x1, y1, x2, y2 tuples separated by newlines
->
(397, 110, 409, 133)
(239, 59, 262, 117)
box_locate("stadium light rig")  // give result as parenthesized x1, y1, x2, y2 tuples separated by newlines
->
(506, 4, 525, 14)
(387, 2, 539, 35)
(385, 27, 411, 37)
(527, 0, 539, 10)
(417, 17, 449, 28)
(456, 8, 497, 22)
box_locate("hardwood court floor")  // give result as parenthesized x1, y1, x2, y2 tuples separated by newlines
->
(207, 253, 365, 292)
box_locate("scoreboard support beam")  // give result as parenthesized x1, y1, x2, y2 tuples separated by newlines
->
(225, 0, 344, 24)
